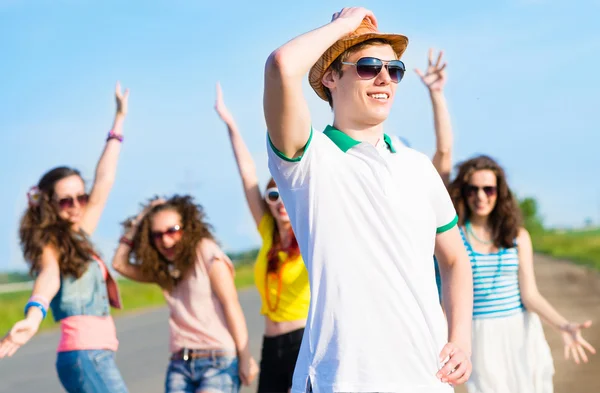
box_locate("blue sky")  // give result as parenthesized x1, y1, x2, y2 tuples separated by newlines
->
(0, 0, 598, 271)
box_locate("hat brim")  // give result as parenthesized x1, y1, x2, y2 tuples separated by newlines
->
(309, 32, 409, 101)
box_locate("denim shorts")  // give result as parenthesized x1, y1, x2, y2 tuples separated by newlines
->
(165, 349, 240, 393)
(56, 349, 129, 393)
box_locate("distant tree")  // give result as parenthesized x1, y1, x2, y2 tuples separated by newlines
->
(519, 197, 545, 234)
(584, 217, 593, 228)
(227, 248, 259, 266)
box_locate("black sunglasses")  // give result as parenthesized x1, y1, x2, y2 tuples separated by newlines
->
(341, 57, 406, 83)
(465, 185, 497, 198)
(56, 194, 89, 210)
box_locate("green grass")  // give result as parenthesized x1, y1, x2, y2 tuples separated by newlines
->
(0, 263, 255, 336)
(532, 228, 600, 270)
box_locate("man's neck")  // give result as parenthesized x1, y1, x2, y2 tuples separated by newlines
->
(331, 118, 384, 147)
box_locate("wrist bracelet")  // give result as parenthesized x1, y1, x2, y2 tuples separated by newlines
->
(120, 236, 134, 248)
(28, 295, 50, 310)
(24, 301, 47, 320)
(107, 130, 124, 143)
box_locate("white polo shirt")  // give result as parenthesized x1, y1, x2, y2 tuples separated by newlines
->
(267, 125, 457, 393)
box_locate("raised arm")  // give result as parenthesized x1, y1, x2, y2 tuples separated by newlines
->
(112, 200, 164, 283)
(517, 228, 596, 364)
(0, 246, 61, 358)
(215, 82, 265, 227)
(80, 82, 129, 235)
(416, 49, 453, 185)
(264, 7, 376, 158)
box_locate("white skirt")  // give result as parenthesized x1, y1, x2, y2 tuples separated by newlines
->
(466, 310, 555, 393)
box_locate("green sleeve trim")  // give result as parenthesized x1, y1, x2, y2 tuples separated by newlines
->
(437, 215, 458, 234)
(267, 128, 313, 162)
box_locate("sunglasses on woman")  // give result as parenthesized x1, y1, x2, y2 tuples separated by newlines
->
(151, 225, 182, 242)
(56, 194, 90, 210)
(264, 187, 282, 205)
(341, 57, 406, 83)
(465, 185, 497, 198)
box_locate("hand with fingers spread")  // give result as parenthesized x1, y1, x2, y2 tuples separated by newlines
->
(115, 81, 130, 117)
(330, 7, 378, 35)
(415, 48, 447, 92)
(436, 342, 472, 386)
(560, 320, 596, 364)
(0, 317, 40, 358)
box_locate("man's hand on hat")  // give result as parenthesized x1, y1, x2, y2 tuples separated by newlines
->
(415, 48, 447, 92)
(331, 7, 378, 35)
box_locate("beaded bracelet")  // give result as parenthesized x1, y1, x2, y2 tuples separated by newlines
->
(119, 236, 134, 248)
(107, 130, 124, 143)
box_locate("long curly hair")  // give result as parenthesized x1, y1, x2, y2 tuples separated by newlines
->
(448, 155, 522, 249)
(125, 195, 215, 292)
(264, 178, 300, 273)
(19, 166, 97, 278)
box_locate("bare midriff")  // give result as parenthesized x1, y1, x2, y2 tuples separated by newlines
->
(264, 316, 306, 337)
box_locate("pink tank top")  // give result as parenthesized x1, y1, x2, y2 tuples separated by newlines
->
(56, 258, 119, 352)
(163, 239, 237, 353)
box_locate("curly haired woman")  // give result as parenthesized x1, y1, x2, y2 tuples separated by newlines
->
(111, 195, 258, 393)
(215, 82, 309, 393)
(448, 155, 596, 393)
(0, 83, 130, 393)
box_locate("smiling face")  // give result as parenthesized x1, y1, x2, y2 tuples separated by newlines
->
(465, 169, 498, 219)
(52, 174, 88, 228)
(150, 209, 183, 261)
(324, 43, 398, 127)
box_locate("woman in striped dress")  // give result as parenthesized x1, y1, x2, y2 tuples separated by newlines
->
(448, 155, 596, 393)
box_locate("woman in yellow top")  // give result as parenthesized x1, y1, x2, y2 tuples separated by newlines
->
(215, 82, 309, 393)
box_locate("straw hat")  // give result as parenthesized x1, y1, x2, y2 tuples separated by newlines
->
(308, 18, 409, 101)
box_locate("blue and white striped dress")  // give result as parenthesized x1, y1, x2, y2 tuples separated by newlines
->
(460, 227, 555, 393)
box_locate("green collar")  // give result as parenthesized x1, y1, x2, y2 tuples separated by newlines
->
(323, 125, 396, 153)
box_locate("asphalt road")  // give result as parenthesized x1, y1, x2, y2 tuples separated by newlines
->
(0, 290, 265, 393)
(1, 255, 599, 393)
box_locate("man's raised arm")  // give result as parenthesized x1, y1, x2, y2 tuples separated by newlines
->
(263, 7, 377, 159)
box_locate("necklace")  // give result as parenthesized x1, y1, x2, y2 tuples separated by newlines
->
(465, 221, 493, 245)
(264, 252, 291, 313)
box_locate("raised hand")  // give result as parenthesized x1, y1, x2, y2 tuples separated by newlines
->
(415, 49, 447, 92)
(331, 7, 378, 34)
(115, 81, 130, 117)
(561, 320, 596, 364)
(0, 318, 39, 358)
(127, 198, 166, 230)
(214, 82, 234, 125)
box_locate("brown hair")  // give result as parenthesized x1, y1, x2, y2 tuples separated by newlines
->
(19, 166, 97, 278)
(324, 38, 396, 108)
(125, 195, 215, 291)
(448, 155, 522, 248)
(264, 178, 300, 272)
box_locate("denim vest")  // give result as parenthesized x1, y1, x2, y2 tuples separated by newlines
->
(49, 255, 122, 322)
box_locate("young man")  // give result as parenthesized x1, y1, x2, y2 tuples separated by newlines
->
(263, 7, 473, 393)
